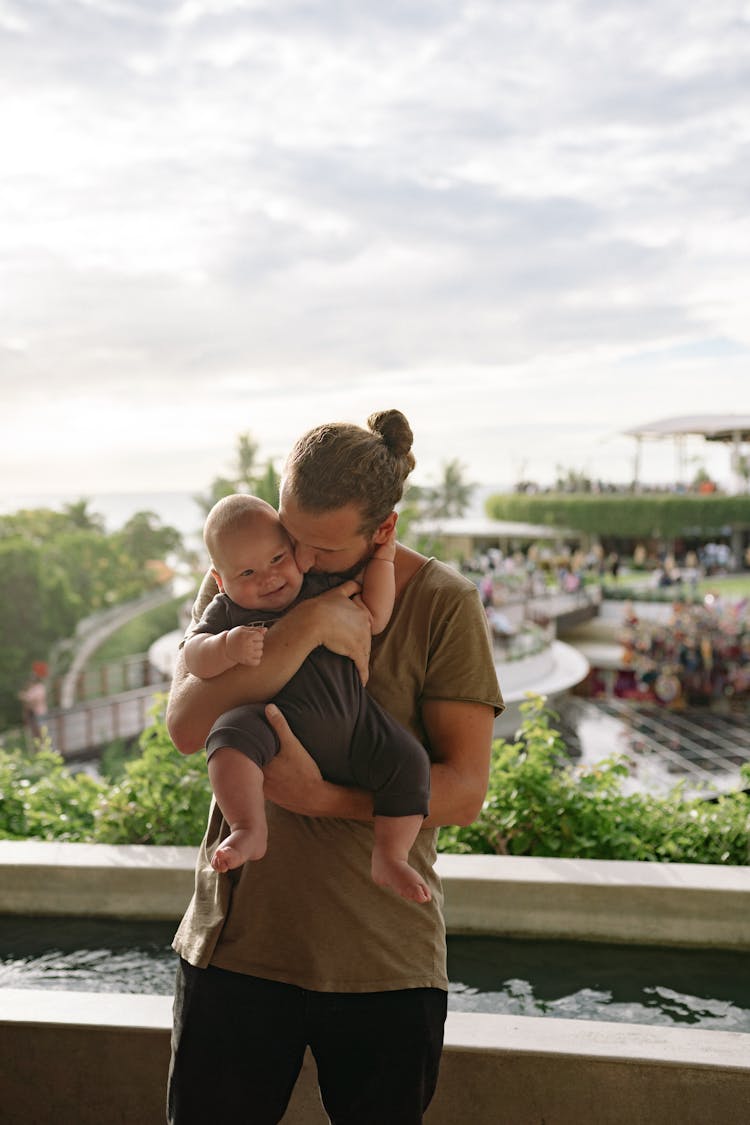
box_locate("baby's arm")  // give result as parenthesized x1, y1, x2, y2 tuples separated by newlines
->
(359, 527, 396, 635)
(184, 626, 265, 679)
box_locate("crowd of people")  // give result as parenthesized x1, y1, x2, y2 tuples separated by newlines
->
(617, 597, 750, 705)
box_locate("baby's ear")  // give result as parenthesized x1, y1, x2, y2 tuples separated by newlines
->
(211, 567, 224, 592)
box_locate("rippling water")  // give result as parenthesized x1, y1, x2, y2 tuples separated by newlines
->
(2, 920, 749, 1032)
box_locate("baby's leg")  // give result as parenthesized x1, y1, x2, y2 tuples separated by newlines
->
(207, 748, 267, 872)
(372, 815, 431, 904)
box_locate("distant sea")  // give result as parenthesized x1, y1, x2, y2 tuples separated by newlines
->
(0, 490, 205, 542)
(0, 483, 508, 541)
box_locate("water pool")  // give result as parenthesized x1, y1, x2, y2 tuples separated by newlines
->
(1, 918, 748, 1033)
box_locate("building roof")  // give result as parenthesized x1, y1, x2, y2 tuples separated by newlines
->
(624, 415, 750, 442)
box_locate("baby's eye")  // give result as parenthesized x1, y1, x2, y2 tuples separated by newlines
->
(270, 553, 286, 564)
(240, 569, 255, 577)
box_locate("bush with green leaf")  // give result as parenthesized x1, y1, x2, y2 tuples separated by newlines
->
(438, 696, 750, 864)
(2, 695, 749, 863)
(0, 697, 211, 847)
(93, 711, 211, 846)
(0, 737, 103, 842)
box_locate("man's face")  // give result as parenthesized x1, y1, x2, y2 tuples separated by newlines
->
(279, 490, 386, 579)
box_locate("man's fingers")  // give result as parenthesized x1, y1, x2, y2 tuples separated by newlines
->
(354, 654, 370, 686)
(265, 703, 290, 736)
(335, 579, 363, 599)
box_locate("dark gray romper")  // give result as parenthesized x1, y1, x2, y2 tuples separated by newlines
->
(198, 577, 430, 817)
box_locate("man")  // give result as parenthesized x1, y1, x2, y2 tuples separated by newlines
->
(166, 411, 503, 1124)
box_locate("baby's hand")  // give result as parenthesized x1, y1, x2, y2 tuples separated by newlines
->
(372, 526, 397, 563)
(225, 625, 266, 667)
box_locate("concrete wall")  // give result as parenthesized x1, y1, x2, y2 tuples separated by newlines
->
(2, 844, 750, 1123)
(3, 990, 749, 1125)
(4, 842, 749, 950)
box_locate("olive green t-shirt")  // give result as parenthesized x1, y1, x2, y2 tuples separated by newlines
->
(172, 558, 504, 992)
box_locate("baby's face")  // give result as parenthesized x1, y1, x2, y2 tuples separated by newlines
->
(214, 517, 304, 612)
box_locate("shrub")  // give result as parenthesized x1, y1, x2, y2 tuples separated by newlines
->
(0, 737, 102, 842)
(438, 697, 750, 864)
(93, 708, 211, 846)
(2, 696, 748, 863)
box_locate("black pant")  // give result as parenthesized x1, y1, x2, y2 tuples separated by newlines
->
(167, 960, 447, 1125)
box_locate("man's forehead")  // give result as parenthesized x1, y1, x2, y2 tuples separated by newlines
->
(278, 502, 364, 548)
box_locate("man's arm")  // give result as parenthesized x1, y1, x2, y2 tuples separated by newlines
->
(167, 583, 372, 754)
(261, 699, 495, 827)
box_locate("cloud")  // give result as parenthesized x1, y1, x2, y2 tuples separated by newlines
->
(1, 0, 749, 494)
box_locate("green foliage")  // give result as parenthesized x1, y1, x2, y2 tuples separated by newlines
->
(88, 597, 183, 667)
(3, 696, 748, 862)
(114, 511, 183, 568)
(93, 707, 211, 845)
(418, 459, 477, 519)
(438, 697, 750, 864)
(485, 493, 750, 537)
(0, 739, 102, 841)
(0, 698, 211, 846)
(0, 540, 79, 727)
(194, 432, 281, 515)
(0, 506, 184, 727)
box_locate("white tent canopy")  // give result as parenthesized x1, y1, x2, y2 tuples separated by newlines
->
(624, 414, 750, 491)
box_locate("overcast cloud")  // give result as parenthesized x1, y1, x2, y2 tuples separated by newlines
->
(2, 0, 749, 497)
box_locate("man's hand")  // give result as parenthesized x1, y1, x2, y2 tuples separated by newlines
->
(262, 704, 326, 815)
(225, 625, 266, 667)
(312, 580, 372, 685)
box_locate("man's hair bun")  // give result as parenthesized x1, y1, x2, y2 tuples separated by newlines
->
(367, 410, 414, 459)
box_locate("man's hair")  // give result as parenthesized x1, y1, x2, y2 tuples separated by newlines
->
(283, 410, 416, 535)
(203, 493, 276, 565)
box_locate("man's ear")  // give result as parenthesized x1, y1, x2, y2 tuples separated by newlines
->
(372, 511, 398, 545)
(211, 567, 225, 592)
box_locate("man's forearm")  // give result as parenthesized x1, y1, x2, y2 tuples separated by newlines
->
(167, 602, 323, 753)
(273, 760, 481, 827)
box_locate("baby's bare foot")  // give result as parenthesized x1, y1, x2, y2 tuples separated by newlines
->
(211, 826, 268, 872)
(372, 853, 431, 904)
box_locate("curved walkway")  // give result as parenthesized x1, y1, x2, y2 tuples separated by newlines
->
(57, 586, 178, 709)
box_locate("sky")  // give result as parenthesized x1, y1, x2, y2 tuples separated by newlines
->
(2, 0, 749, 503)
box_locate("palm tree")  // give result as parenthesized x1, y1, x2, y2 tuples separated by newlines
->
(194, 433, 280, 515)
(423, 459, 476, 519)
(62, 499, 105, 532)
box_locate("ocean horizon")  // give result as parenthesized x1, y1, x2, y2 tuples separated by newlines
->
(0, 483, 509, 540)
(0, 490, 206, 540)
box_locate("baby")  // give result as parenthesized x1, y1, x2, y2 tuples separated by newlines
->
(183, 494, 432, 904)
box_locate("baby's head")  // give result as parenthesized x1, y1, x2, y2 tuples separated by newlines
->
(204, 494, 303, 612)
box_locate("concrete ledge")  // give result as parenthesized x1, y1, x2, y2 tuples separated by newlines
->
(438, 853, 750, 949)
(0, 841, 195, 920)
(2, 990, 748, 1125)
(2, 842, 749, 949)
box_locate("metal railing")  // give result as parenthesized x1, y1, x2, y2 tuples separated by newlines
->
(36, 682, 170, 757)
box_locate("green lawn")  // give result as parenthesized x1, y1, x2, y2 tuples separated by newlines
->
(697, 574, 750, 598)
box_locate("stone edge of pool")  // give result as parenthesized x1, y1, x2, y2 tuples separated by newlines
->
(1, 842, 749, 949)
(2, 988, 749, 1125)
(2, 845, 750, 1123)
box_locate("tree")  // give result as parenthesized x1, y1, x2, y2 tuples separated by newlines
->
(421, 459, 476, 518)
(0, 508, 186, 729)
(115, 511, 183, 568)
(194, 433, 281, 514)
(61, 499, 106, 532)
(0, 540, 79, 727)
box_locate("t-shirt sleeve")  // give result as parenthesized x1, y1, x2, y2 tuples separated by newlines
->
(180, 570, 221, 647)
(189, 594, 232, 638)
(423, 585, 505, 715)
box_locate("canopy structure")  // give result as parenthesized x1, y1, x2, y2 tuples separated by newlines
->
(623, 414, 750, 492)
